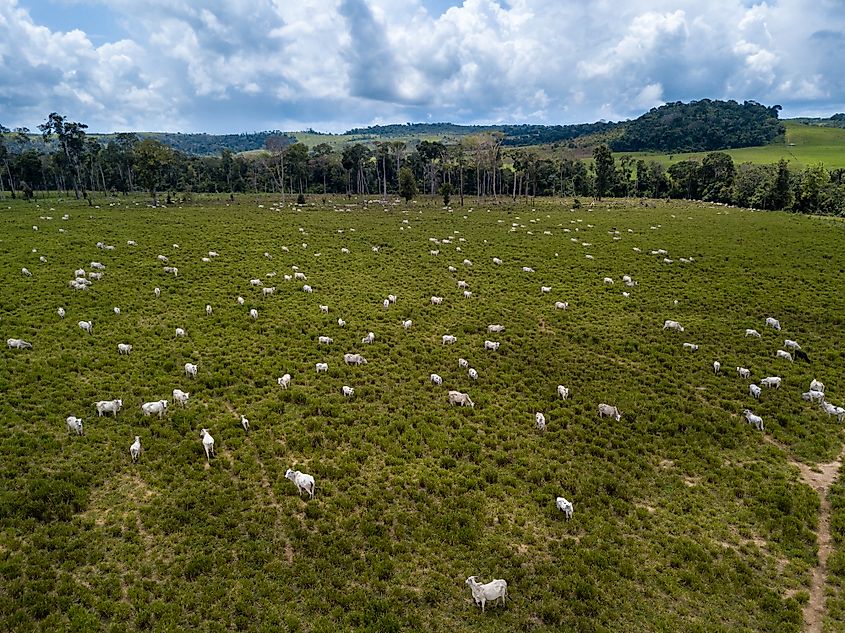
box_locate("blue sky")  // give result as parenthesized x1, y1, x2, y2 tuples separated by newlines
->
(1, 0, 843, 133)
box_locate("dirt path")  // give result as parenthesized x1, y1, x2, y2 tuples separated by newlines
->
(765, 436, 844, 632)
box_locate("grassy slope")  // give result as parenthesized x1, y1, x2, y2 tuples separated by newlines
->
(1, 195, 844, 631)
(620, 122, 845, 169)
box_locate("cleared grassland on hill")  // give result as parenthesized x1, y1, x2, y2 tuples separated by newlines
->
(622, 122, 845, 170)
(1, 195, 844, 631)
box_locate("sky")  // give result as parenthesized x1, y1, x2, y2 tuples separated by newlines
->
(0, 0, 843, 134)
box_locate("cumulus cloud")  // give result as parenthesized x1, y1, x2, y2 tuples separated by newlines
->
(0, 0, 843, 133)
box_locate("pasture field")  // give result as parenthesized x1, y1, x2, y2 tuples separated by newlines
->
(621, 121, 845, 169)
(1, 194, 845, 632)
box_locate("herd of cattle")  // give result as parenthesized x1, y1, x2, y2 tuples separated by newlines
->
(6, 204, 843, 612)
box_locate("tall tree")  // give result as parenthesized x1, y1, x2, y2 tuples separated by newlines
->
(133, 139, 172, 205)
(592, 144, 615, 200)
(399, 167, 417, 203)
(265, 135, 293, 201)
(38, 113, 88, 200)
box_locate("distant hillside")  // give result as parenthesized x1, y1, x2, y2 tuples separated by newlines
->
(609, 99, 785, 153)
(138, 131, 293, 155)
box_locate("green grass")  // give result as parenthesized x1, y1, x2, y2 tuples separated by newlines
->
(1, 194, 844, 631)
(622, 121, 845, 169)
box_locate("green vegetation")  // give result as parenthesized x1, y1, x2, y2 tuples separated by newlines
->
(623, 122, 845, 170)
(610, 100, 784, 153)
(1, 195, 844, 631)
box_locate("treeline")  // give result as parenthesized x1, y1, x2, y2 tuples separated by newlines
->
(610, 100, 785, 152)
(1, 113, 842, 215)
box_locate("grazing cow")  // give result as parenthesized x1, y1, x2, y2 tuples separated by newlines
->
(250, 309, 259, 320)
(278, 373, 291, 388)
(821, 402, 845, 423)
(185, 363, 198, 378)
(598, 403, 621, 421)
(535, 412, 546, 431)
(154, 287, 161, 298)
(784, 339, 801, 351)
(765, 317, 781, 331)
(7, 338, 33, 349)
(776, 350, 793, 362)
(285, 469, 315, 499)
(344, 353, 367, 366)
(713, 361, 721, 374)
(487, 325, 505, 333)
(760, 376, 782, 389)
(802, 391, 825, 403)
(431, 296, 444, 305)
(316, 363, 328, 373)
(556, 497, 573, 519)
(749, 384, 762, 399)
(442, 334, 457, 345)
(448, 391, 474, 408)
(745, 329, 761, 338)
(117, 343, 133, 355)
(173, 389, 190, 407)
(682, 343, 699, 351)
(737, 367, 751, 379)
(337, 318, 346, 327)
(468, 368, 478, 380)
(78, 320, 94, 334)
(402, 320, 412, 329)
(554, 301, 569, 310)
(141, 400, 168, 418)
(663, 320, 684, 332)
(175, 327, 186, 337)
(95, 399, 123, 417)
(484, 340, 500, 351)
(342, 386, 355, 398)
(362, 332, 375, 344)
(465, 576, 507, 613)
(130, 436, 141, 462)
(199, 429, 215, 460)
(66, 416, 84, 436)
(557, 385, 570, 400)
(57, 307, 66, 318)
(743, 409, 764, 431)
(430, 373, 443, 385)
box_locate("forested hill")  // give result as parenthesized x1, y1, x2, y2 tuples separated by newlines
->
(608, 99, 785, 152)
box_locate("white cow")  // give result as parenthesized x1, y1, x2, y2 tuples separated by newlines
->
(743, 409, 764, 431)
(745, 329, 761, 338)
(810, 379, 826, 393)
(760, 376, 782, 389)
(442, 334, 457, 345)
(663, 320, 684, 332)
(465, 576, 507, 613)
(487, 325, 505, 333)
(185, 363, 198, 378)
(468, 368, 478, 380)
(556, 497, 573, 519)
(344, 353, 367, 366)
(78, 320, 94, 334)
(237, 296, 245, 305)
(342, 386, 355, 398)
(117, 343, 133, 355)
(285, 469, 315, 499)
(320, 305, 329, 313)
(557, 385, 570, 400)
(493, 257, 502, 265)
(263, 287, 276, 296)
(113, 307, 121, 315)
(57, 307, 66, 318)
(603, 277, 614, 285)
(448, 391, 474, 408)
(66, 416, 84, 435)
(683, 343, 699, 351)
(173, 389, 190, 407)
(316, 362, 328, 373)
(7, 338, 33, 349)
(241, 415, 250, 432)
(431, 296, 444, 305)
(765, 317, 782, 331)
(141, 400, 168, 418)
(250, 309, 259, 320)
(776, 350, 793, 362)
(535, 412, 546, 431)
(154, 287, 161, 298)
(598, 403, 621, 421)
(737, 367, 751, 379)
(362, 332, 375, 344)
(713, 361, 721, 374)
(802, 391, 825, 403)
(337, 318, 346, 327)
(278, 374, 291, 388)
(458, 358, 469, 368)
(175, 327, 186, 337)
(821, 402, 845, 423)
(302, 285, 313, 293)
(130, 436, 141, 462)
(318, 336, 334, 345)
(95, 399, 123, 417)
(484, 341, 500, 351)
(402, 320, 413, 329)
(200, 429, 215, 460)
(784, 339, 801, 351)
(749, 384, 762, 399)
(430, 373, 443, 385)
(554, 301, 569, 310)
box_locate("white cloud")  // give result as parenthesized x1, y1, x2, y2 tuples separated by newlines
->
(0, 0, 843, 133)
